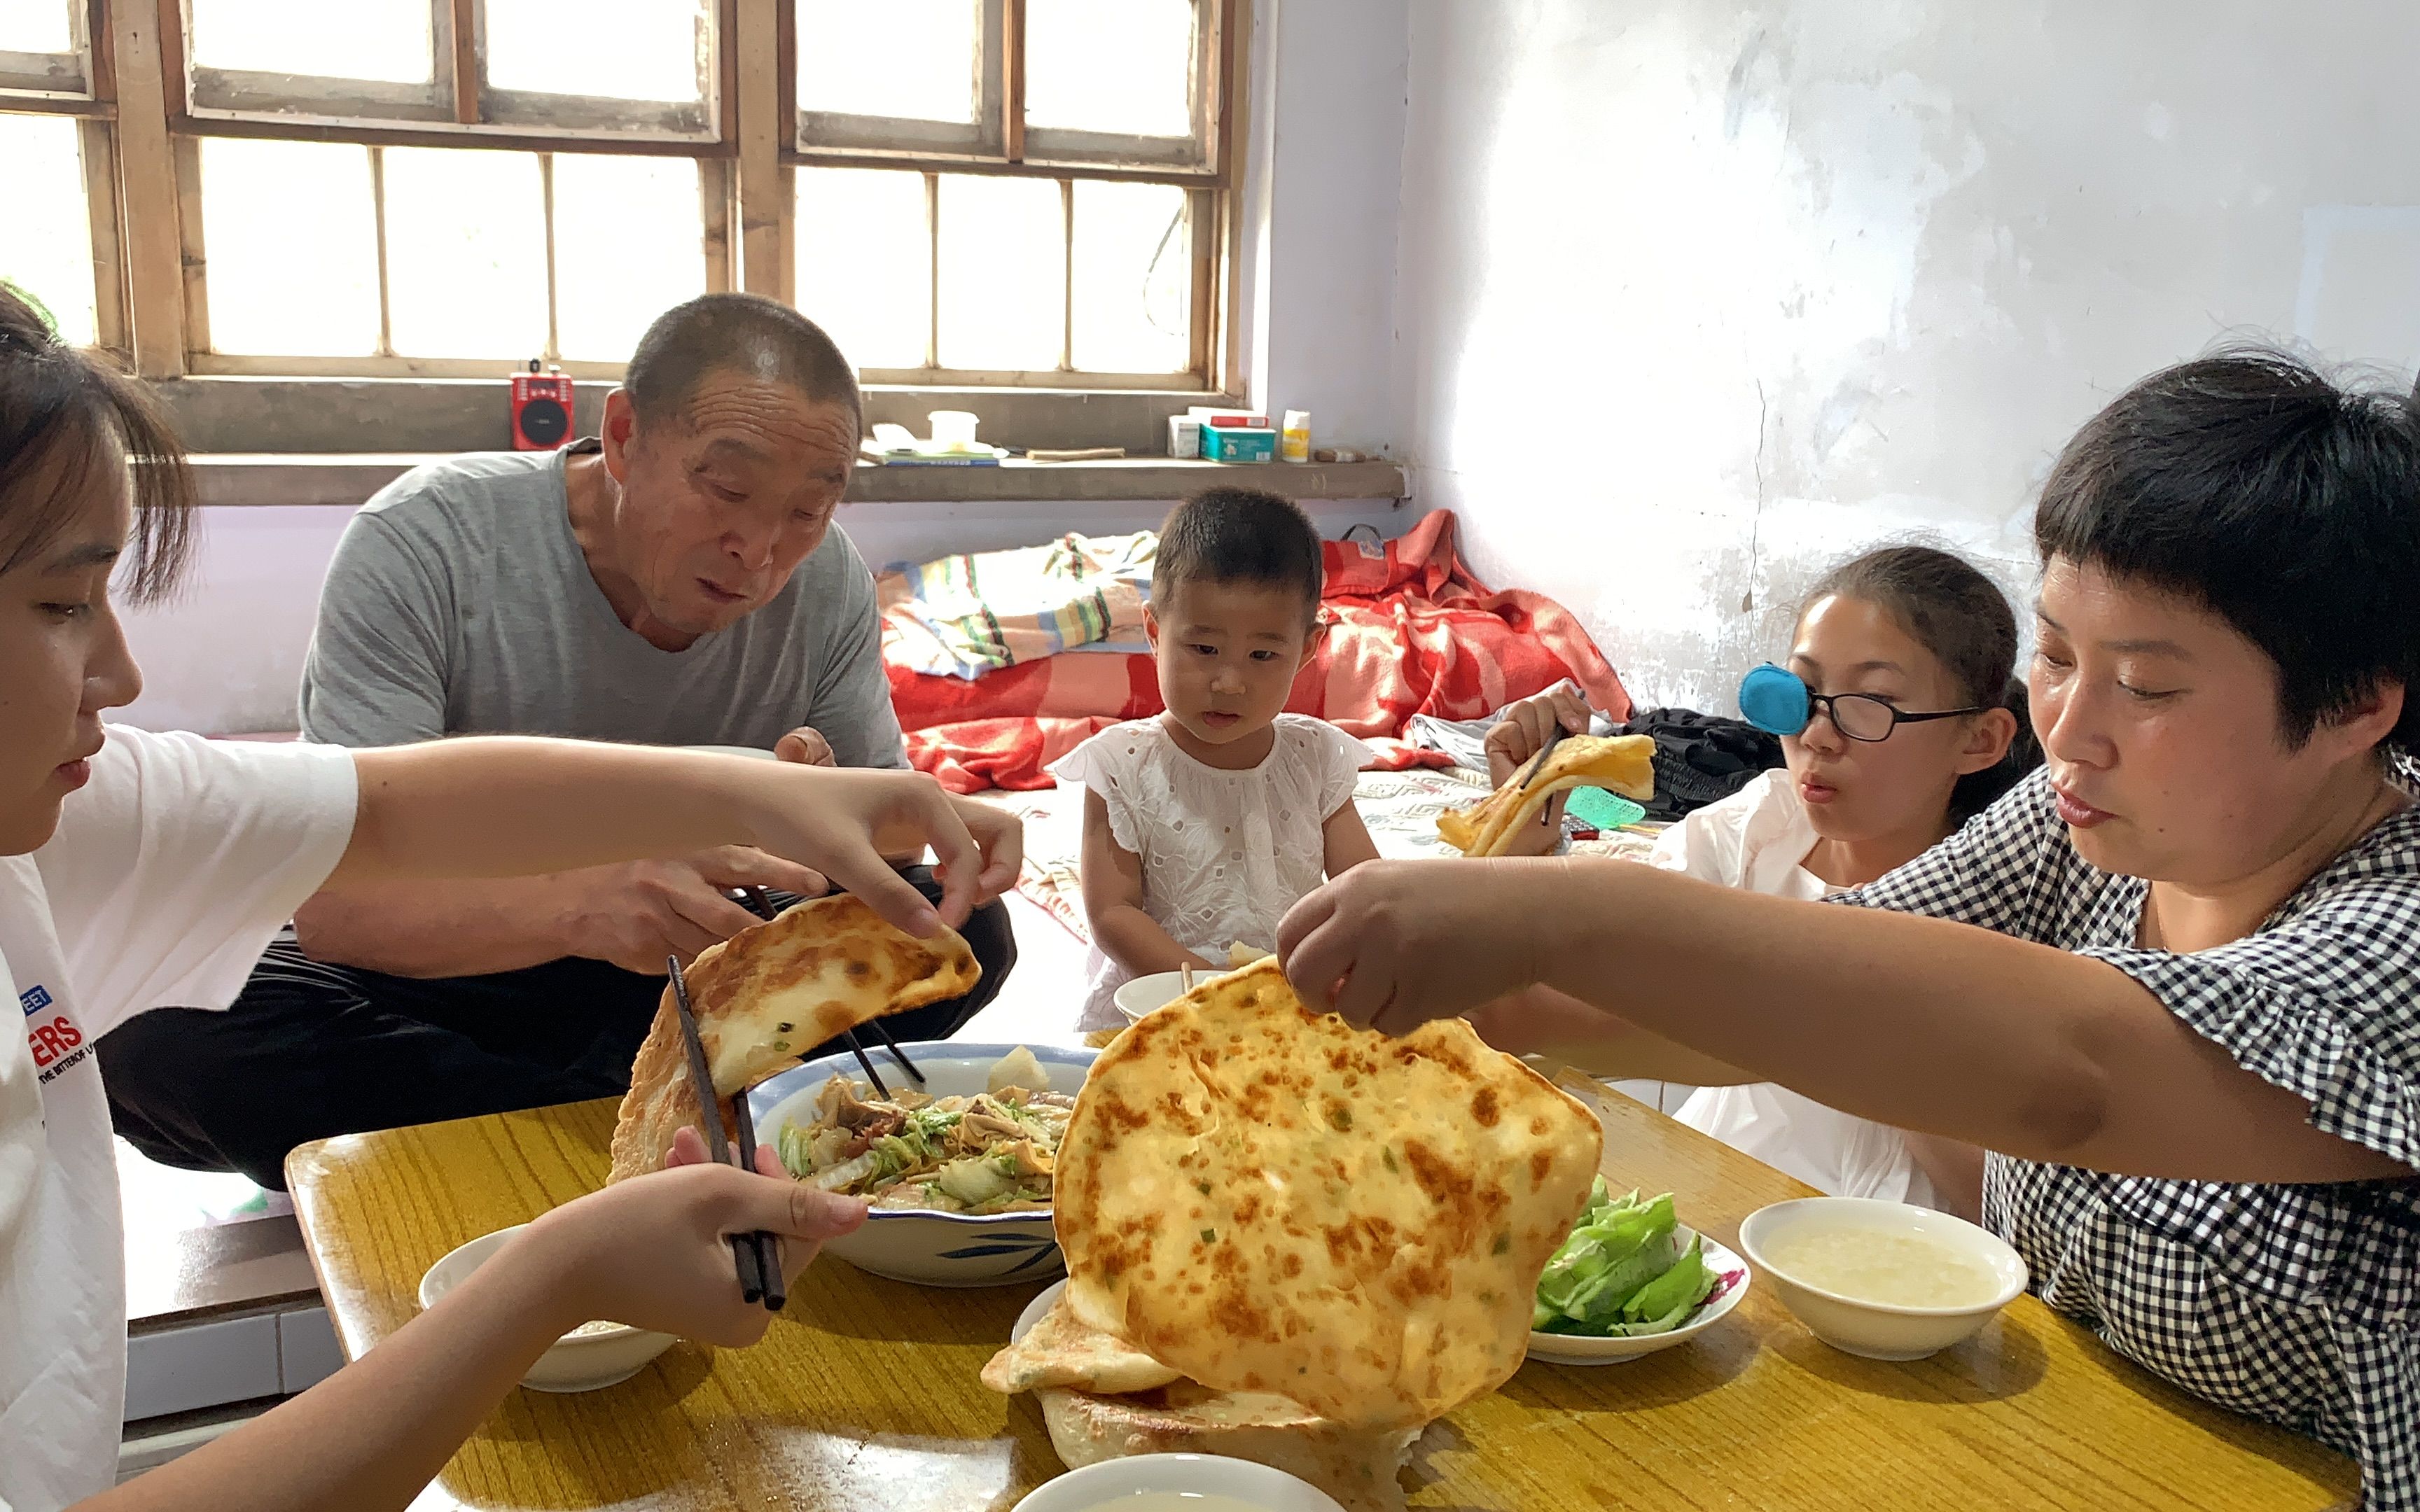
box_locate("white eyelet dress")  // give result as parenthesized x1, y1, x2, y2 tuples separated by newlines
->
(1050, 713, 1372, 1030)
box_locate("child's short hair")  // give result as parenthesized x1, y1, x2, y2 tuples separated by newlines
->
(1152, 486, 1324, 626)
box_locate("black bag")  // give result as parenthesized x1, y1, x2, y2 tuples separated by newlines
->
(1608, 707, 1785, 822)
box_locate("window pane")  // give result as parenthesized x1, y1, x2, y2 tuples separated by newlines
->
(0, 0, 73, 54)
(200, 137, 380, 356)
(1070, 181, 1188, 372)
(796, 0, 977, 124)
(0, 114, 95, 346)
(1026, 0, 1194, 139)
(381, 147, 548, 359)
(487, 0, 707, 102)
(188, 0, 432, 84)
(551, 155, 703, 361)
(936, 174, 1064, 372)
(795, 167, 929, 370)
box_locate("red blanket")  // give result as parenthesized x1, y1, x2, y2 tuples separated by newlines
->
(890, 510, 1631, 791)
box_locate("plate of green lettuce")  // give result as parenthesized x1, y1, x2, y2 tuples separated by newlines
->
(1527, 1178, 1751, 1365)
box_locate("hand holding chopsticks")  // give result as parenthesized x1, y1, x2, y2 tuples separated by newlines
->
(667, 954, 785, 1312)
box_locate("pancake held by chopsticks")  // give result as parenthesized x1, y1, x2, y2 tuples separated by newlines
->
(1054, 960, 1603, 1432)
(1435, 732, 1656, 857)
(607, 893, 978, 1182)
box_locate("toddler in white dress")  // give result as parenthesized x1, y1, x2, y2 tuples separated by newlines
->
(1054, 488, 1379, 1029)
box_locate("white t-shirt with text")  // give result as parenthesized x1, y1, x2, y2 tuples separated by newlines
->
(0, 729, 355, 1512)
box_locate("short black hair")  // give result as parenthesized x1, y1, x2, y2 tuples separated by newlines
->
(1152, 486, 1324, 626)
(623, 293, 862, 435)
(2035, 347, 2420, 753)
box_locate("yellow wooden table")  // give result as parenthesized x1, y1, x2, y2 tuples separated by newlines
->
(290, 1081, 2358, 1512)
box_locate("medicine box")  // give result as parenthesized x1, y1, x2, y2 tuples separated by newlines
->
(1201, 425, 1277, 463)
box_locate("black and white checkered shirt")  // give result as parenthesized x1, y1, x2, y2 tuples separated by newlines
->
(1842, 769, 2420, 1509)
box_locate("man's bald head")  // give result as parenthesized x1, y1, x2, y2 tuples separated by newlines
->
(624, 293, 862, 437)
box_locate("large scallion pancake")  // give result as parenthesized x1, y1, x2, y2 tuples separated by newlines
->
(1436, 733, 1656, 856)
(606, 893, 978, 1182)
(1054, 960, 1602, 1430)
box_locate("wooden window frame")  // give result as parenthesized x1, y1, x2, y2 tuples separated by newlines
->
(0, 0, 1242, 397)
(0, 3, 130, 353)
(786, 0, 1237, 390)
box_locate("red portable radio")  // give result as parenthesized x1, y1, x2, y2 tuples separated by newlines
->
(510, 360, 575, 451)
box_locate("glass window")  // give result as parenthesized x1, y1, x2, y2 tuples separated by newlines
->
(0, 113, 96, 346)
(936, 174, 1065, 372)
(795, 0, 978, 123)
(198, 137, 382, 356)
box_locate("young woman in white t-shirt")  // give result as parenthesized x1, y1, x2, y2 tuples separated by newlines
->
(0, 289, 1020, 1512)
(1055, 488, 1378, 1030)
(1477, 546, 2039, 1216)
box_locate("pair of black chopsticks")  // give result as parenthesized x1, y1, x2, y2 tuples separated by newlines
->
(735, 886, 926, 1098)
(667, 953, 784, 1311)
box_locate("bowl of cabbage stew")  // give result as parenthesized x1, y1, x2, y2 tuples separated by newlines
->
(746, 1042, 1098, 1287)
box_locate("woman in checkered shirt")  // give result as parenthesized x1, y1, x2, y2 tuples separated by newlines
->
(1280, 350, 2420, 1508)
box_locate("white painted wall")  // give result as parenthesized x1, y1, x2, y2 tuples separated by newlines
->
(1240, 0, 1409, 454)
(1395, 0, 2420, 710)
(117, 494, 1408, 735)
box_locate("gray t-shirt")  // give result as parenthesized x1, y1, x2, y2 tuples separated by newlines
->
(298, 442, 905, 766)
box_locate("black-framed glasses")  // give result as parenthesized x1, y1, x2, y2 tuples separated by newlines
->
(1737, 663, 1991, 743)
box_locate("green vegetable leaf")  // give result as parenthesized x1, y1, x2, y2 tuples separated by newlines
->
(1620, 1234, 1712, 1325)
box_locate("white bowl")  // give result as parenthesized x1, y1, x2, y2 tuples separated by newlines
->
(748, 1041, 1098, 1287)
(1111, 972, 1192, 1023)
(1011, 1453, 1346, 1512)
(685, 743, 778, 760)
(417, 1226, 676, 1392)
(1737, 1197, 2029, 1361)
(1524, 1225, 1752, 1366)
(1013, 1278, 1071, 1347)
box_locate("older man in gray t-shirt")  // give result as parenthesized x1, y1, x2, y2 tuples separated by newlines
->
(99, 295, 1017, 1190)
(297, 440, 906, 762)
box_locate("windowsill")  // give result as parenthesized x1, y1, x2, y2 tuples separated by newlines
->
(188, 453, 1410, 509)
(154, 375, 1255, 457)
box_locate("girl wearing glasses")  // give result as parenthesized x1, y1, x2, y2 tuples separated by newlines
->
(1283, 351, 2420, 1508)
(1482, 547, 2040, 1214)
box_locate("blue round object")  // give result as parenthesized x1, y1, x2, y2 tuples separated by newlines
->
(1739, 662, 1811, 736)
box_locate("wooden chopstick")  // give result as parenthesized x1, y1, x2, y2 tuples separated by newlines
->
(742, 886, 924, 1086)
(667, 955, 763, 1303)
(727, 1077, 784, 1312)
(862, 1017, 927, 1085)
(840, 1029, 891, 1100)
(667, 955, 777, 1310)
(1519, 723, 1569, 827)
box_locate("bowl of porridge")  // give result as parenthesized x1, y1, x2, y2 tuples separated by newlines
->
(417, 1224, 676, 1392)
(1737, 1197, 2029, 1360)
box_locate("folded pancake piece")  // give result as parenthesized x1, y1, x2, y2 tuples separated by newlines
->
(1038, 1384, 1419, 1512)
(981, 1294, 1183, 1395)
(1437, 733, 1657, 857)
(607, 893, 978, 1182)
(1053, 960, 1603, 1431)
